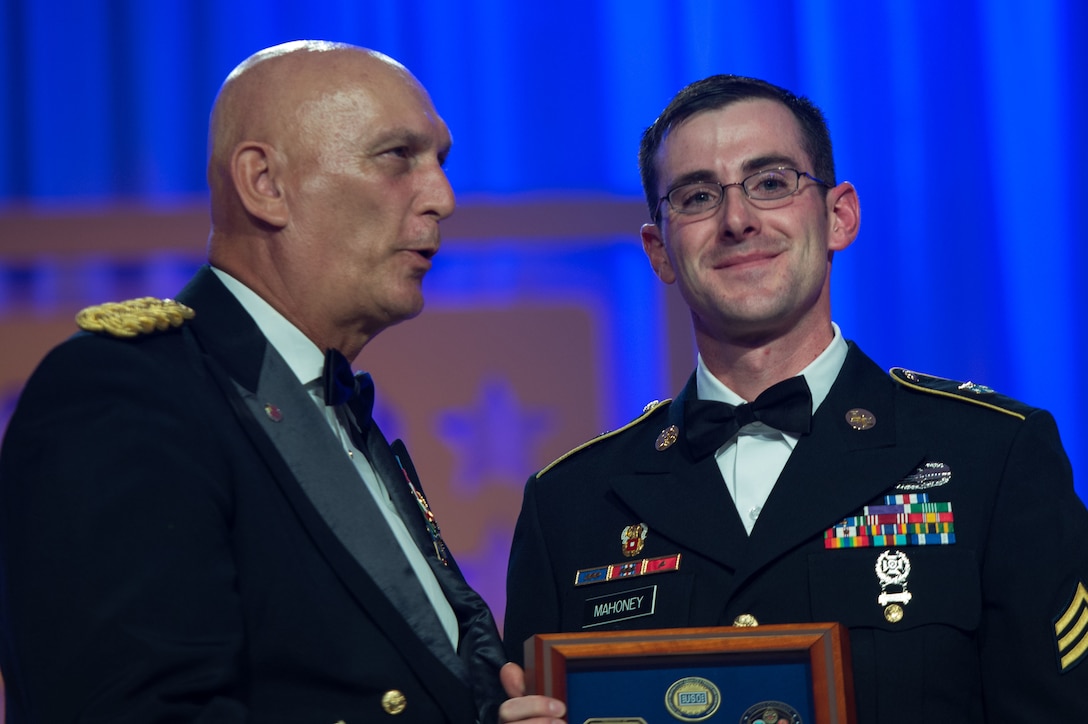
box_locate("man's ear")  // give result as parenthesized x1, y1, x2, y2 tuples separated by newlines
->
(231, 142, 289, 228)
(826, 181, 860, 252)
(641, 222, 677, 284)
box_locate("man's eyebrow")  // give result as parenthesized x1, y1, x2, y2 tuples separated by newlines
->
(368, 128, 436, 151)
(664, 169, 720, 191)
(664, 154, 803, 192)
(740, 154, 800, 174)
(372, 126, 452, 165)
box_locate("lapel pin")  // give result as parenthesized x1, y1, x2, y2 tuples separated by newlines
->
(845, 408, 876, 430)
(621, 523, 648, 557)
(656, 424, 679, 450)
(264, 403, 283, 422)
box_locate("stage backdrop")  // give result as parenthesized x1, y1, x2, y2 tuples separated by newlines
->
(1, 1, 1086, 655)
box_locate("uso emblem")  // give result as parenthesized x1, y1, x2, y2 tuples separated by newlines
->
(663, 677, 720, 721)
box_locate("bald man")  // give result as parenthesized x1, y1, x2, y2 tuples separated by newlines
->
(0, 42, 563, 724)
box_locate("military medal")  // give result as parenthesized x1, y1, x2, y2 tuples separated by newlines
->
(621, 523, 648, 557)
(739, 700, 802, 723)
(824, 492, 955, 548)
(574, 553, 680, 586)
(875, 549, 912, 622)
(394, 454, 448, 565)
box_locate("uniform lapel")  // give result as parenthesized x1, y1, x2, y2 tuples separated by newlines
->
(175, 267, 473, 700)
(384, 438, 507, 721)
(241, 350, 469, 681)
(735, 344, 926, 586)
(608, 375, 750, 572)
(367, 433, 441, 561)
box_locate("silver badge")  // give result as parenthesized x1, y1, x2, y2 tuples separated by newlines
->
(896, 461, 952, 490)
(958, 381, 995, 395)
(876, 549, 912, 623)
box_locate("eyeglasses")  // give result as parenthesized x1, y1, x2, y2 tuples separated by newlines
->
(654, 167, 830, 223)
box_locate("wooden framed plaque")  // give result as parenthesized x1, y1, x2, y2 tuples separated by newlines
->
(525, 623, 855, 724)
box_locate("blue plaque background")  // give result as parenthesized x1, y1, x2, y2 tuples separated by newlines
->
(566, 659, 813, 723)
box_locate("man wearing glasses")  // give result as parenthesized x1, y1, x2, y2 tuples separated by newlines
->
(503, 75, 1088, 720)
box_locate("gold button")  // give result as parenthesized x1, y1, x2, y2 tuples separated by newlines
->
(381, 689, 406, 715)
(733, 613, 759, 627)
(884, 603, 904, 623)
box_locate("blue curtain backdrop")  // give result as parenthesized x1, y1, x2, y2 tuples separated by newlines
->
(1, 0, 1085, 502)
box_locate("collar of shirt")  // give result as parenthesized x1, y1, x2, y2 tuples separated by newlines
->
(694, 322, 849, 450)
(211, 267, 326, 388)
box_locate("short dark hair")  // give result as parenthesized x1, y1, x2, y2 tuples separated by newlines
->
(638, 75, 836, 221)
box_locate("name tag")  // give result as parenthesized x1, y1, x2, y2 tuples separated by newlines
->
(582, 585, 657, 628)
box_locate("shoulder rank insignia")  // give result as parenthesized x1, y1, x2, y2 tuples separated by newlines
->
(536, 398, 672, 478)
(76, 297, 195, 338)
(1055, 581, 1088, 672)
(889, 367, 1032, 420)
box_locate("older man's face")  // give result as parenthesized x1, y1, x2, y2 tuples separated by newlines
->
(282, 57, 454, 340)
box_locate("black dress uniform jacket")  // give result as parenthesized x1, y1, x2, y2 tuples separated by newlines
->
(0, 266, 506, 723)
(504, 342, 1088, 722)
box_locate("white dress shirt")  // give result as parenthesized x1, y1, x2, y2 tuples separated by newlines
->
(695, 323, 849, 534)
(212, 268, 459, 649)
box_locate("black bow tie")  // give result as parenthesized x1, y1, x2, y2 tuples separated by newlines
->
(684, 376, 813, 460)
(323, 349, 375, 434)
